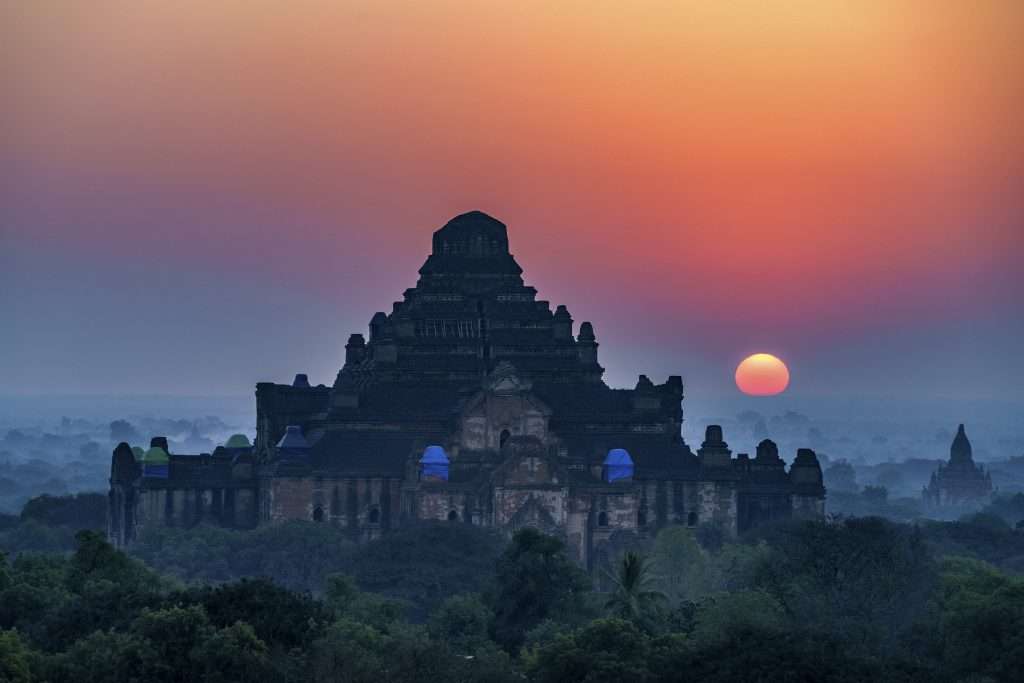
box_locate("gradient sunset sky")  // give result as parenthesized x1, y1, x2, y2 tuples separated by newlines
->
(2, 1, 1022, 403)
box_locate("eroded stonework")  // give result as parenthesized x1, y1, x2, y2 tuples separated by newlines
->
(109, 211, 825, 567)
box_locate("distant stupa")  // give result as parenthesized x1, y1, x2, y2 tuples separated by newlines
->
(922, 424, 993, 507)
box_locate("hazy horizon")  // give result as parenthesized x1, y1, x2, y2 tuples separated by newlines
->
(2, 391, 1020, 467)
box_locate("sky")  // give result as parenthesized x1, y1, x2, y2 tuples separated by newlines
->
(2, 1, 1022, 408)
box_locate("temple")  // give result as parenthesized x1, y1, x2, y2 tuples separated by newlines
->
(923, 424, 993, 507)
(109, 211, 826, 567)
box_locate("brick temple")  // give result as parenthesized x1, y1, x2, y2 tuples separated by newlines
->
(923, 424, 993, 507)
(109, 211, 825, 567)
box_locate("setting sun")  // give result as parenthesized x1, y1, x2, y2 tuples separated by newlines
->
(736, 353, 790, 396)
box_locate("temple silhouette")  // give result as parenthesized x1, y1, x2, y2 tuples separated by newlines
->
(923, 424, 993, 507)
(109, 211, 825, 567)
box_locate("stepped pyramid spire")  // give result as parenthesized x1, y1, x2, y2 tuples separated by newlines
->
(949, 423, 973, 465)
(923, 423, 992, 507)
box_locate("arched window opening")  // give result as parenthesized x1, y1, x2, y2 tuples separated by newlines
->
(687, 511, 698, 527)
(369, 507, 380, 524)
(312, 506, 324, 523)
(597, 511, 609, 527)
(500, 429, 511, 449)
(447, 509, 459, 522)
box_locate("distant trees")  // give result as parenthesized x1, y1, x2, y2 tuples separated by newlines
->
(130, 520, 507, 620)
(428, 593, 492, 653)
(921, 514, 1024, 571)
(20, 492, 106, 530)
(0, 628, 31, 683)
(525, 618, 653, 683)
(983, 492, 1024, 527)
(750, 517, 936, 653)
(935, 557, 1024, 681)
(343, 522, 506, 620)
(131, 521, 357, 593)
(185, 578, 328, 651)
(862, 484, 888, 503)
(108, 420, 139, 443)
(824, 459, 858, 492)
(650, 525, 769, 604)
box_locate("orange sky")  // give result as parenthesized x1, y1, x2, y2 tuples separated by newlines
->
(2, 1, 1022, 398)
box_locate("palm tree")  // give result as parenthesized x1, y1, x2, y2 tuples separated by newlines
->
(603, 551, 667, 625)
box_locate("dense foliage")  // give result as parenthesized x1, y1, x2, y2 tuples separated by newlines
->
(129, 520, 506, 618)
(2, 494, 1024, 681)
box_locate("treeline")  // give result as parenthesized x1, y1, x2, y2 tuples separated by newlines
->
(131, 521, 508, 619)
(2, 516, 1024, 681)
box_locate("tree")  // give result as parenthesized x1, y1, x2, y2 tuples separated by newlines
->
(0, 554, 73, 646)
(0, 552, 9, 593)
(189, 578, 327, 651)
(688, 590, 786, 646)
(308, 619, 465, 683)
(936, 557, 1024, 681)
(983, 492, 1024, 527)
(525, 618, 652, 683)
(824, 460, 858, 492)
(344, 521, 506, 620)
(131, 521, 357, 593)
(41, 630, 148, 683)
(862, 485, 888, 504)
(652, 623, 898, 683)
(67, 530, 164, 594)
(490, 529, 592, 651)
(0, 629, 31, 683)
(0, 519, 78, 555)
(133, 605, 212, 681)
(109, 420, 139, 443)
(752, 518, 936, 654)
(192, 621, 273, 683)
(324, 573, 408, 631)
(428, 593, 493, 653)
(876, 469, 906, 494)
(603, 552, 665, 628)
(20, 493, 107, 531)
(921, 514, 1024, 570)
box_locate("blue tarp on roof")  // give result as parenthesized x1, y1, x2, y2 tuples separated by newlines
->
(419, 445, 450, 481)
(143, 464, 169, 478)
(604, 448, 635, 482)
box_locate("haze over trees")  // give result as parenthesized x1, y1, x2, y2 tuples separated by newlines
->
(2, 399, 1023, 522)
(2, 403, 1024, 679)
(2, 489, 1024, 681)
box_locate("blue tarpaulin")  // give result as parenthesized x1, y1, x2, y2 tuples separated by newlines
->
(420, 445, 450, 481)
(604, 448, 634, 482)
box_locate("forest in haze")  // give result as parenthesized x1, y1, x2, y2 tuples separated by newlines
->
(3, 490, 1024, 681)
(2, 406, 1024, 680)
